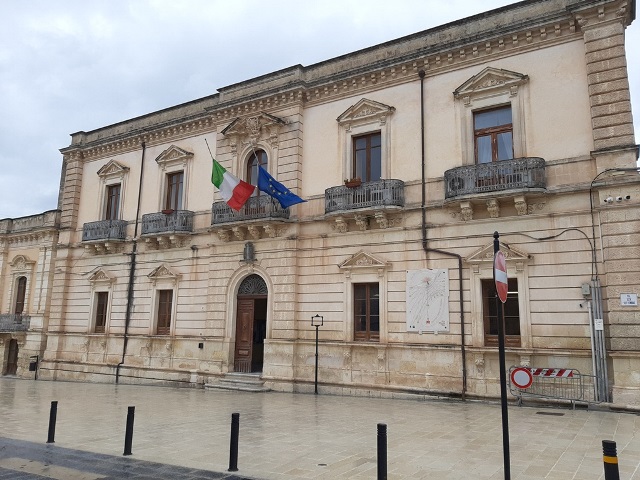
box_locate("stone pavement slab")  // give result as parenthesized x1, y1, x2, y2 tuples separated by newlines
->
(1, 377, 639, 479)
(0, 437, 254, 480)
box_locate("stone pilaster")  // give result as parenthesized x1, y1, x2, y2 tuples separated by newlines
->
(580, 4, 636, 170)
(58, 152, 84, 230)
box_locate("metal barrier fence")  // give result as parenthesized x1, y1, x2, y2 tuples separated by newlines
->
(508, 366, 602, 407)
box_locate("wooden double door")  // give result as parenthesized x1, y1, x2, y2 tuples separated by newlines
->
(234, 296, 267, 373)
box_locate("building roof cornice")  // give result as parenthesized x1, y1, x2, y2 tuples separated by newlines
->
(61, 0, 634, 162)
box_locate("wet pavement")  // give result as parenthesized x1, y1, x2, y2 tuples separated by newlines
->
(1, 377, 639, 479)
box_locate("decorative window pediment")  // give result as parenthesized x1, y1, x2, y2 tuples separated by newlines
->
(454, 67, 528, 102)
(337, 98, 395, 129)
(148, 264, 180, 285)
(88, 268, 116, 285)
(97, 160, 129, 180)
(339, 251, 389, 277)
(155, 145, 194, 170)
(221, 112, 287, 148)
(465, 241, 531, 273)
(9, 255, 35, 272)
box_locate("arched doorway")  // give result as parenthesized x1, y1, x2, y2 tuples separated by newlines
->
(5, 339, 18, 375)
(234, 274, 268, 373)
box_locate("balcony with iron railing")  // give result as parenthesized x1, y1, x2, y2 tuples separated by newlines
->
(444, 157, 546, 199)
(325, 179, 405, 214)
(82, 219, 128, 242)
(211, 195, 290, 225)
(0, 314, 30, 332)
(141, 210, 194, 235)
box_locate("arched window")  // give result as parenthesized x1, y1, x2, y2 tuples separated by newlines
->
(238, 274, 268, 296)
(246, 150, 268, 195)
(15, 276, 26, 315)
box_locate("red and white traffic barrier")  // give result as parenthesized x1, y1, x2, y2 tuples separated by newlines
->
(529, 368, 574, 378)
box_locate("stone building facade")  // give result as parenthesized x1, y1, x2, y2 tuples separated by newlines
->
(2, 0, 639, 405)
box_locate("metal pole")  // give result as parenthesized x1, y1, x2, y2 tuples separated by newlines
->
(228, 412, 239, 472)
(315, 325, 319, 394)
(46, 401, 57, 443)
(494, 232, 511, 480)
(602, 440, 620, 480)
(123, 406, 135, 456)
(377, 423, 387, 480)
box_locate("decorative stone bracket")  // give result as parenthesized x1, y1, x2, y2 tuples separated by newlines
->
(214, 224, 283, 242)
(451, 196, 545, 221)
(144, 235, 187, 250)
(330, 212, 400, 233)
(84, 242, 123, 255)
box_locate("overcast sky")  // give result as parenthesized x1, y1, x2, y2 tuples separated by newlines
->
(1, 0, 638, 219)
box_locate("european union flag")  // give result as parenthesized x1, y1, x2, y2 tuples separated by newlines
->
(257, 166, 306, 209)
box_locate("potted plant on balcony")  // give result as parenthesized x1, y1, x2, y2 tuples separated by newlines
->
(344, 177, 362, 188)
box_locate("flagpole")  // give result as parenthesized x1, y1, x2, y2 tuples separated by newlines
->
(204, 138, 215, 161)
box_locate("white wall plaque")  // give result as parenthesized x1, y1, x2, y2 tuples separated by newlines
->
(406, 269, 450, 333)
(621, 293, 638, 306)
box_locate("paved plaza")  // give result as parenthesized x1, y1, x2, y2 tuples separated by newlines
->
(1, 377, 639, 479)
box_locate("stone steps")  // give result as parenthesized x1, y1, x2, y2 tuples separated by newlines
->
(205, 372, 270, 393)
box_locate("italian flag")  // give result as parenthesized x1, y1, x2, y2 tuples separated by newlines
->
(211, 159, 255, 211)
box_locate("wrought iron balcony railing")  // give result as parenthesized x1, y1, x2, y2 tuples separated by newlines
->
(82, 219, 128, 242)
(0, 314, 30, 332)
(211, 195, 290, 225)
(141, 210, 194, 235)
(444, 157, 546, 199)
(325, 179, 405, 214)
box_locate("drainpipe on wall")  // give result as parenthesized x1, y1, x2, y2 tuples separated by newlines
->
(418, 70, 467, 400)
(116, 141, 146, 383)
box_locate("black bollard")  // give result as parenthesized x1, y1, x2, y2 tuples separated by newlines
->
(228, 413, 240, 472)
(123, 406, 135, 456)
(602, 440, 620, 480)
(377, 423, 387, 480)
(46, 401, 57, 443)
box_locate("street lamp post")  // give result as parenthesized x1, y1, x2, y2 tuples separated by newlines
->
(311, 314, 323, 394)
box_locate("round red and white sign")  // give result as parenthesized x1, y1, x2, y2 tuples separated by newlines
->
(510, 367, 533, 389)
(494, 250, 508, 303)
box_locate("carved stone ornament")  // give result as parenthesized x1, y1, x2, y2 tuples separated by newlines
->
(148, 264, 180, 285)
(97, 160, 129, 179)
(486, 199, 500, 218)
(514, 196, 528, 216)
(465, 241, 531, 270)
(337, 98, 395, 130)
(155, 145, 194, 169)
(217, 229, 231, 242)
(453, 67, 528, 100)
(354, 214, 368, 231)
(88, 268, 115, 285)
(333, 216, 348, 233)
(221, 112, 287, 149)
(339, 250, 389, 276)
(9, 255, 35, 272)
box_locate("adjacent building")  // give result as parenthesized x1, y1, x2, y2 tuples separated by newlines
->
(2, 0, 639, 405)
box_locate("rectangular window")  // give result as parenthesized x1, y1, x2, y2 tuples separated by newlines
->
(95, 291, 108, 333)
(474, 106, 513, 163)
(105, 184, 121, 220)
(157, 289, 173, 335)
(482, 278, 520, 347)
(15, 276, 27, 315)
(165, 172, 184, 211)
(354, 283, 379, 341)
(352, 133, 381, 182)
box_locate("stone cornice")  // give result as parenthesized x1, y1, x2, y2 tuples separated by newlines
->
(59, 1, 632, 162)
